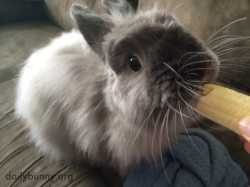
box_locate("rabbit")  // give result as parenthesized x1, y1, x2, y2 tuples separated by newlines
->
(15, 0, 220, 175)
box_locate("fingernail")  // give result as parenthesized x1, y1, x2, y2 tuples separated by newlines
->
(239, 117, 250, 137)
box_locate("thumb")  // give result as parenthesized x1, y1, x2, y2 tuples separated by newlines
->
(239, 116, 250, 142)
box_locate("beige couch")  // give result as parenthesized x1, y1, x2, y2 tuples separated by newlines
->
(46, 0, 250, 38)
(0, 0, 249, 186)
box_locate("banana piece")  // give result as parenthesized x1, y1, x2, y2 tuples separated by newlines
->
(196, 84, 250, 134)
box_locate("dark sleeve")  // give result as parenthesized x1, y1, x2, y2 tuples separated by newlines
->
(124, 128, 248, 187)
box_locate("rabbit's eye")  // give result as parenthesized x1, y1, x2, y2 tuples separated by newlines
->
(129, 56, 141, 72)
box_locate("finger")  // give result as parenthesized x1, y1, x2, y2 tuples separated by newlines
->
(239, 135, 246, 142)
(239, 117, 250, 137)
(240, 134, 250, 144)
(244, 143, 250, 154)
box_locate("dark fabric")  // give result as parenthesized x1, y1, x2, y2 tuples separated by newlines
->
(124, 128, 248, 187)
(0, 0, 46, 24)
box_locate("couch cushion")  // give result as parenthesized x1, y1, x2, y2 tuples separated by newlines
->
(0, 0, 46, 24)
(45, 0, 250, 38)
(138, 0, 250, 40)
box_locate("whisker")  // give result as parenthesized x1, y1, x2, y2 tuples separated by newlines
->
(144, 113, 151, 150)
(178, 90, 224, 131)
(132, 109, 155, 146)
(182, 52, 208, 66)
(206, 17, 247, 42)
(178, 92, 199, 114)
(176, 81, 201, 98)
(219, 62, 250, 69)
(167, 101, 190, 118)
(216, 46, 250, 57)
(187, 72, 200, 77)
(183, 99, 214, 132)
(184, 67, 214, 74)
(178, 90, 211, 118)
(159, 108, 172, 184)
(151, 111, 163, 166)
(172, 3, 184, 12)
(206, 34, 246, 45)
(177, 101, 202, 155)
(177, 51, 202, 67)
(181, 80, 205, 90)
(219, 56, 250, 61)
(185, 103, 201, 126)
(163, 62, 183, 81)
(163, 62, 204, 100)
(173, 110, 180, 151)
(164, 108, 176, 162)
(211, 36, 250, 51)
(179, 59, 214, 71)
(188, 80, 204, 83)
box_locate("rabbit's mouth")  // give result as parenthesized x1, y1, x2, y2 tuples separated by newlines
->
(148, 74, 210, 127)
(149, 49, 220, 113)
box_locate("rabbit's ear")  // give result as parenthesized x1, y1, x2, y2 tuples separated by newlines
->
(102, 0, 138, 15)
(71, 5, 112, 56)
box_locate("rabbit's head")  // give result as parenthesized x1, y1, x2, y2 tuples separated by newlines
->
(71, 0, 219, 130)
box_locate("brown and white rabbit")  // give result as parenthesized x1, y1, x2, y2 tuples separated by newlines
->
(15, 0, 219, 174)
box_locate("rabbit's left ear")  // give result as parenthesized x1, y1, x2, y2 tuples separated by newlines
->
(71, 5, 112, 56)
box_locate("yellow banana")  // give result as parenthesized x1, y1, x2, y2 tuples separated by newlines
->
(196, 84, 250, 134)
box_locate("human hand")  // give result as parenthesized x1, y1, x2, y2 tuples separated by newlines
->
(238, 117, 250, 154)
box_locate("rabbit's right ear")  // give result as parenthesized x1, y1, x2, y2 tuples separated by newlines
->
(102, 0, 139, 15)
(71, 5, 112, 57)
